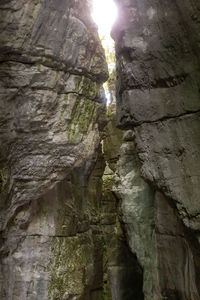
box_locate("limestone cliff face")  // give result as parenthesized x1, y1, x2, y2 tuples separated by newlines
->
(111, 0, 200, 299)
(0, 1, 108, 299)
(1, 0, 200, 299)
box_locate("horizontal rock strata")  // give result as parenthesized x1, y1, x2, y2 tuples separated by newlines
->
(112, 0, 200, 298)
(0, 1, 108, 299)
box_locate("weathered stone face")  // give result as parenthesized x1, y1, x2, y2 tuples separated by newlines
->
(112, 0, 200, 299)
(102, 106, 145, 300)
(113, 0, 200, 228)
(1, 0, 200, 299)
(113, 0, 200, 127)
(135, 113, 200, 229)
(0, 0, 108, 81)
(0, 0, 108, 228)
(0, 153, 107, 300)
(103, 104, 200, 300)
(0, 0, 108, 299)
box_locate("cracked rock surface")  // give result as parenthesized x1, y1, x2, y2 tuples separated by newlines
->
(112, 0, 200, 298)
(1, 0, 200, 299)
(0, 1, 108, 299)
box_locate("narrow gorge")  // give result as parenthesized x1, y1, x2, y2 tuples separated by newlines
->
(0, 0, 200, 300)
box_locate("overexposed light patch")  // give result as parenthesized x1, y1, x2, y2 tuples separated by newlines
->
(92, 0, 118, 105)
(91, 0, 118, 49)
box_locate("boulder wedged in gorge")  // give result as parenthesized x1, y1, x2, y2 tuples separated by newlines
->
(111, 0, 200, 299)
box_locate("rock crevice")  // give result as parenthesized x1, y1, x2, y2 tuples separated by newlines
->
(1, 0, 200, 299)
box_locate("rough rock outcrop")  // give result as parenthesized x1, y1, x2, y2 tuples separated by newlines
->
(0, 1, 108, 299)
(1, 0, 200, 299)
(111, 0, 200, 299)
(102, 105, 144, 300)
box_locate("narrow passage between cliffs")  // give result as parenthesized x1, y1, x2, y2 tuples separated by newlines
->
(91, 0, 117, 105)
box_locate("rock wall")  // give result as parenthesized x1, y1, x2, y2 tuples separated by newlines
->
(1, 0, 200, 299)
(111, 0, 200, 299)
(0, 1, 109, 299)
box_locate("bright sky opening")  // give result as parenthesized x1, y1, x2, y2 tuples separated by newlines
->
(91, 0, 118, 105)
(91, 0, 118, 50)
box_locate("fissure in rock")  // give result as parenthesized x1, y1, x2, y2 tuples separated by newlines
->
(0, 0, 200, 299)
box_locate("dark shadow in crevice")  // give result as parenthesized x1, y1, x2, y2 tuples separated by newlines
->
(108, 237, 144, 300)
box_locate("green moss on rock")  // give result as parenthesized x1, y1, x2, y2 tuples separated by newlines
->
(48, 235, 92, 300)
(73, 76, 97, 99)
(102, 174, 115, 191)
(37, 63, 41, 72)
(103, 281, 112, 300)
(66, 97, 97, 144)
(74, 75, 82, 93)
(81, 77, 97, 99)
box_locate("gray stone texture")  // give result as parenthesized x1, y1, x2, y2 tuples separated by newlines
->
(102, 106, 144, 300)
(1, 0, 200, 299)
(0, 0, 108, 299)
(112, 0, 200, 298)
(0, 0, 108, 230)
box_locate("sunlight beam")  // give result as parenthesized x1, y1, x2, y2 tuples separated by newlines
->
(91, 0, 117, 47)
(91, 0, 118, 105)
